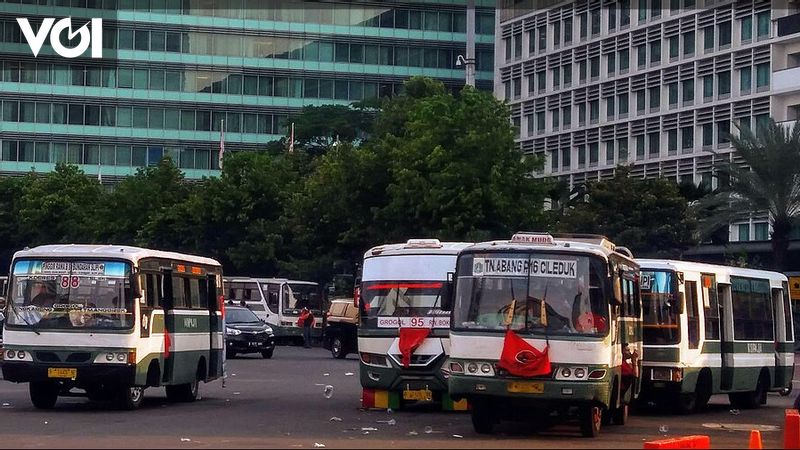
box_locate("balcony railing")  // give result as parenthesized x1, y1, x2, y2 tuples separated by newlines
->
(773, 66, 800, 91)
(778, 12, 800, 37)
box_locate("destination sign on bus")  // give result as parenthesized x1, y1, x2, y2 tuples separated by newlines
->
(42, 262, 105, 276)
(510, 233, 555, 245)
(377, 316, 450, 328)
(472, 258, 577, 278)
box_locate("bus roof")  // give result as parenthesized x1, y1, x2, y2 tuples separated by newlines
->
(223, 276, 318, 286)
(364, 241, 474, 259)
(12, 244, 221, 267)
(463, 233, 635, 265)
(638, 259, 788, 286)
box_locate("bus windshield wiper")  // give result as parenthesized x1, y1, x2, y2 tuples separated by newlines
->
(8, 302, 41, 335)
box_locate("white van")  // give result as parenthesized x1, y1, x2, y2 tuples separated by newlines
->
(224, 277, 324, 345)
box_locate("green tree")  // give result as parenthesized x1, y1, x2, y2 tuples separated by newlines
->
(290, 104, 373, 155)
(374, 81, 549, 241)
(95, 157, 192, 244)
(700, 119, 800, 271)
(556, 167, 698, 256)
(17, 164, 104, 246)
(0, 176, 24, 269)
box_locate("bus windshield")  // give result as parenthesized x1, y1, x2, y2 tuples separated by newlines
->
(641, 270, 680, 345)
(6, 259, 134, 330)
(360, 281, 448, 328)
(453, 253, 609, 336)
(284, 283, 323, 315)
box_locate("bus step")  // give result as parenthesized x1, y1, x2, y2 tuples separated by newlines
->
(441, 393, 470, 412)
(361, 388, 400, 410)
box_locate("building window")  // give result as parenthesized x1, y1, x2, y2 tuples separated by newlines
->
(650, 41, 660, 65)
(702, 123, 713, 146)
(564, 17, 573, 43)
(551, 149, 559, 172)
(538, 26, 547, 53)
(563, 64, 572, 86)
(719, 71, 731, 96)
(591, 10, 600, 35)
(717, 121, 729, 144)
(579, 103, 587, 125)
(607, 97, 615, 118)
(636, 135, 645, 160)
(563, 106, 572, 127)
(618, 137, 629, 161)
(649, 86, 660, 110)
(608, 53, 616, 76)
(703, 75, 713, 99)
(741, 16, 753, 42)
(554, 21, 561, 47)
(590, 56, 600, 78)
(636, 90, 646, 113)
(578, 145, 586, 167)
(668, 82, 678, 106)
(683, 31, 695, 56)
(754, 223, 769, 241)
(637, 45, 646, 68)
(681, 126, 694, 150)
(756, 63, 769, 89)
(719, 21, 731, 47)
(579, 60, 587, 83)
(553, 68, 560, 89)
(562, 147, 571, 168)
(619, 93, 629, 115)
(682, 79, 694, 103)
(638, 0, 647, 22)
(590, 100, 599, 122)
(740, 67, 752, 93)
(552, 109, 560, 129)
(580, 12, 588, 39)
(620, 49, 630, 71)
(606, 141, 615, 164)
(757, 12, 770, 38)
(589, 142, 599, 165)
(668, 129, 678, 153)
(609, 6, 617, 31)
(648, 132, 660, 156)
(621, 0, 631, 27)
(704, 26, 714, 51)
(669, 36, 679, 59)
(738, 223, 750, 242)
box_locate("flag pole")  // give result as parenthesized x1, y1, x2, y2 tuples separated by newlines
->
(288, 122, 295, 153)
(218, 119, 225, 170)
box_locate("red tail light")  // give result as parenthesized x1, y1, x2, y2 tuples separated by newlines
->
(353, 286, 361, 308)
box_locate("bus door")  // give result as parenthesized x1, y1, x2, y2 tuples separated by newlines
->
(773, 285, 792, 388)
(161, 268, 175, 383)
(207, 274, 222, 379)
(264, 283, 281, 328)
(718, 283, 734, 391)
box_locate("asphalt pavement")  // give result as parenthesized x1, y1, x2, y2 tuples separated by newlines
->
(0, 346, 796, 448)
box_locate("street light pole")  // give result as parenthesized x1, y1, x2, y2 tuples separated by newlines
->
(465, 0, 476, 87)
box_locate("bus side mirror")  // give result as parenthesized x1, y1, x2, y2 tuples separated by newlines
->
(612, 275, 623, 305)
(129, 273, 142, 300)
(675, 293, 685, 314)
(440, 272, 455, 310)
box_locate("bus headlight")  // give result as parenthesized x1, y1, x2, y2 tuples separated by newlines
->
(106, 353, 115, 362)
(467, 362, 478, 374)
(6, 350, 14, 360)
(116, 353, 126, 362)
(555, 366, 590, 380)
(17, 351, 25, 360)
(480, 363, 492, 374)
(449, 361, 464, 374)
(360, 352, 390, 368)
(574, 368, 586, 378)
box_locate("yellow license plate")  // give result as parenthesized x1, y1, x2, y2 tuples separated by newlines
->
(47, 368, 77, 379)
(507, 381, 544, 394)
(403, 389, 433, 401)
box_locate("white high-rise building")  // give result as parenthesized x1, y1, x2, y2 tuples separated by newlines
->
(495, 0, 797, 244)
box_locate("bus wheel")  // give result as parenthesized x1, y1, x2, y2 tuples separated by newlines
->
(579, 405, 603, 437)
(116, 386, 144, 410)
(331, 336, 346, 359)
(166, 379, 199, 403)
(612, 403, 629, 425)
(29, 381, 59, 409)
(470, 401, 496, 434)
(674, 393, 697, 415)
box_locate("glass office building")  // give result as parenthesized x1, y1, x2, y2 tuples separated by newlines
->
(0, 0, 495, 181)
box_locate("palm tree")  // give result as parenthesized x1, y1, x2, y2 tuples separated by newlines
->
(702, 118, 800, 271)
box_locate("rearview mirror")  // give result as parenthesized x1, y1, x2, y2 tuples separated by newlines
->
(440, 274, 455, 310)
(611, 274, 623, 306)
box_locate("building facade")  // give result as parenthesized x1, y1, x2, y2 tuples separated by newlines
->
(496, 0, 782, 244)
(0, 0, 495, 181)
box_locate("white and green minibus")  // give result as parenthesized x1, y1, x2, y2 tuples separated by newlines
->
(358, 239, 473, 411)
(448, 233, 642, 437)
(1, 244, 224, 410)
(223, 277, 324, 345)
(638, 259, 794, 413)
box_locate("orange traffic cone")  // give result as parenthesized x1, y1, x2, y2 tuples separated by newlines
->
(748, 429, 763, 449)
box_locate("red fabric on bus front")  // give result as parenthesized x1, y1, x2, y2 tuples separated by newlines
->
(497, 330, 551, 378)
(164, 328, 171, 359)
(399, 327, 431, 368)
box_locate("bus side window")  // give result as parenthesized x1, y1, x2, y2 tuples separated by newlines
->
(198, 278, 209, 309)
(189, 278, 202, 309)
(783, 281, 794, 344)
(702, 274, 720, 340)
(685, 281, 700, 349)
(172, 275, 186, 309)
(183, 277, 192, 309)
(145, 273, 161, 308)
(267, 284, 279, 313)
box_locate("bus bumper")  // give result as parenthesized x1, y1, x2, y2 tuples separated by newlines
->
(359, 359, 448, 394)
(448, 375, 613, 410)
(2, 360, 136, 387)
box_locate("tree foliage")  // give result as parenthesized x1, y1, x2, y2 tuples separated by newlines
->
(555, 167, 698, 257)
(698, 119, 800, 271)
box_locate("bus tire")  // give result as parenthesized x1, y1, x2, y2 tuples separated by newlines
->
(740, 372, 769, 409)
(674, 393, 697, 414)
(116, 386, 144, 410)
(579, 405, 603, 437)
(331, 336, 346, 359)
(696, 370, 712, 411)
(470, 401, 496, 434)
(29, 381, 59, 409)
